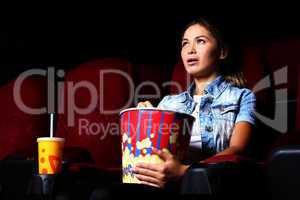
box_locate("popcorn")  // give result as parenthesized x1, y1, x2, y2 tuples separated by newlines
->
(136, 138, 152, 150)
(122, 133, 128, 143)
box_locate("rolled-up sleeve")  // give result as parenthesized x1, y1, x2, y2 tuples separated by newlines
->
(157, 95, 171, 109)
(235, 89, 256, 125)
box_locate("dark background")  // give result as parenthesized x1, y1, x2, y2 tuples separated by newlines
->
(0, 6, 299, 85)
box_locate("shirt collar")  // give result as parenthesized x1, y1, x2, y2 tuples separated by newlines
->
(186, 75, 228, 99)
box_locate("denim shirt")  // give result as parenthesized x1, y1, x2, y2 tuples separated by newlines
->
(157, 76, 256, 157)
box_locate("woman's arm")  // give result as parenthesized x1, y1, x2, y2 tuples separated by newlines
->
(217, 88, 256, 156)
(216, 121, 253, 156)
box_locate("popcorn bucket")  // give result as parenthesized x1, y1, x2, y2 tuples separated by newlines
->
(120, 108, 194, 183)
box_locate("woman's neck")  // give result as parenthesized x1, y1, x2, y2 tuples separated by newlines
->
(193, 72, 219, 95)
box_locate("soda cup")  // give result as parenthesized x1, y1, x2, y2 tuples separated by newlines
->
(37, 137, 65, 174)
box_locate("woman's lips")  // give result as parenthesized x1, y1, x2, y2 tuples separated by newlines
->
(187, 58, 199, 66)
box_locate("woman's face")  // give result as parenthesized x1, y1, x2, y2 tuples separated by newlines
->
(181, 24, 222, 77)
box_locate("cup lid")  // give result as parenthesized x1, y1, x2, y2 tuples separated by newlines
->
(37, 137, 65, 142)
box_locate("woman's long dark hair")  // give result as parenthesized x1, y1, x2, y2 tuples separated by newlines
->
(181, 17, 246, 88)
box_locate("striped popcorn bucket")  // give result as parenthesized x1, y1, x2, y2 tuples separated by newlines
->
(120, 107, 194, 184)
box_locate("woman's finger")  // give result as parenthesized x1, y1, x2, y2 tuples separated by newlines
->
(135, 174, 160, 185)
(137, 101, 153, 108)
(144, 101, 153, 107)
(152, 148, 172, 161)
(137, 102, 145, 108)
(135, 162, 161, 172)
(139, 181, 161, 188)
(133, 166, 161, 178)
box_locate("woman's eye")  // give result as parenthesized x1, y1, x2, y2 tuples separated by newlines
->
(181, 41, 188, 47)
(197, 39, 206, 44)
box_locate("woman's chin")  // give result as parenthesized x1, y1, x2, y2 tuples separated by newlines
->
(185, 66, 214, 78)
(186, 69, 206, 77)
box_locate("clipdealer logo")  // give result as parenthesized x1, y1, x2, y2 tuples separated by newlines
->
(252, 66, 288, 133)
(13, 66, 289, 139)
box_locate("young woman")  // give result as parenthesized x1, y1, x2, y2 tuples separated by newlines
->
(132, 17, 256, 188)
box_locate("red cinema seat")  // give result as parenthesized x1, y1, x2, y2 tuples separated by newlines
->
(266, 65, 300, 200)
(240, 43, 280, 160)
(266, 39, 300, 98)
(271, 63, 300, 148)
(0, 75, 48, 160)
(240, 43, 273, 111)
(56, 58, 133, 170)
(265, 39, 300, 132)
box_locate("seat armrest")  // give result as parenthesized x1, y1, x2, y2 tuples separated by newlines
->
(181, 156, 265, 197)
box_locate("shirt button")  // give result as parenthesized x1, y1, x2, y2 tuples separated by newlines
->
(205, 125, 213, 132)
(187, 109, 192, 113)
(207, 98, 213, 103)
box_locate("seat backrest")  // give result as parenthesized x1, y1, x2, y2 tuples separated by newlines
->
(265, 39, 300, 132)
(0, 76, 48, 160)
(267, 145, 300, 200)
(263, 40, 300, 155)
(56, 58, 133, 169)
(241, 39, 300, 159)
(240, 42, 280, 160)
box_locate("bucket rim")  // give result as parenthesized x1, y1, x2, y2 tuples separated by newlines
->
(119, 107, 195, 120)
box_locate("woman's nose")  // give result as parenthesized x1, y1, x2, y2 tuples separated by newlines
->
(188, 43, 196, 54)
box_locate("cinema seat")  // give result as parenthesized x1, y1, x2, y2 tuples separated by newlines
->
(56, 58, 133, 171)
(0, 75, 49, 199)
(0, 75, 48, 160)
(265, 39, 300, 132)
(266, 64, 300, 200)
(240, 42, 279, 160)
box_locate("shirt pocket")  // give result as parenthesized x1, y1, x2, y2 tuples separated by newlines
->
(211, 104, 240, 122)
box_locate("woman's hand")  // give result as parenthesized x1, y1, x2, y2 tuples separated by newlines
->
(137, 101, 153, 108)
(132, 148, 189, 188)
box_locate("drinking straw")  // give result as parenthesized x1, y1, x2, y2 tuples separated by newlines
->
(50, 113, 54, 138)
